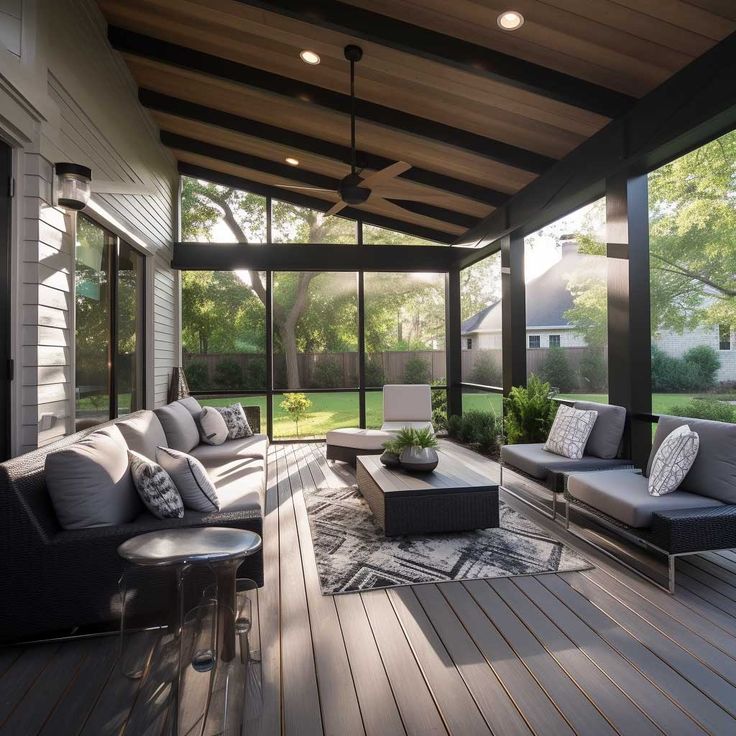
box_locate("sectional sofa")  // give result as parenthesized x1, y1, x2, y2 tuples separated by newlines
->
(0, 397, 267, 643)
(565, 415, 736, 592)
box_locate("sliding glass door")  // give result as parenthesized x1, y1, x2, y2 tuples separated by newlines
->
(75, 215, 145, 430)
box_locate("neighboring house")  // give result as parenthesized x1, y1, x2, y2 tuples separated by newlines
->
(461, 241, 736, 383)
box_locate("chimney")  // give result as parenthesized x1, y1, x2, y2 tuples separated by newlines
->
(560, 238, 580, 257)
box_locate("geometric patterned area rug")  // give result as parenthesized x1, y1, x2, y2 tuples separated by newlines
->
(303, 485, 592, 594)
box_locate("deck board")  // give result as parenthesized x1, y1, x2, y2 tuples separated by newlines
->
(4, 441, 736, 735)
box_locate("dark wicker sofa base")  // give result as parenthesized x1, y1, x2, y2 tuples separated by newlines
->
(326, 443, 383, 466)
(0, 409, 265, 644)
(563, 489, 736, 593)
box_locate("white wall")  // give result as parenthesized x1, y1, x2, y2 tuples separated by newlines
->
(0, 0, 179, 454)
(656, 325, 736, 383)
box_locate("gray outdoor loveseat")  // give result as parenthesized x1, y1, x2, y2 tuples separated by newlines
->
(565, 415, 736, 592)
(500, 400, 633, 518)
(0, 398, 267, 643)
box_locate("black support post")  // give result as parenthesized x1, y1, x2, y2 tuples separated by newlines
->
(446, 268, 462, 418)
(358, 271, 366, 428)
(501, 233, 526, 395)
(606, 173, 652, 469)
(265, 270, 274, 440)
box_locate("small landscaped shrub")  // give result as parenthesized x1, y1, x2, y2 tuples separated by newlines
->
(468, 350, 501, 387)
(446, 414, 462, 438)
(683, 346, 720, 390)
(185, 360, 208, 391)
(652, 346, 720, 392)
(365, 357, 385, 387)
(311, 358, 344, 389)
(214, 358, 244, 389)
(244, 358, 266, 390)
(432, 409, 448, 431)
(504, 374, 557, 444)
(579, 347, 607, 392)
(280, 392, 312, 437)
(668, 399, 736, 423)
(476, 416, 504, 456)
(540, 347, 576, 393)
(404, 356, 431, 384)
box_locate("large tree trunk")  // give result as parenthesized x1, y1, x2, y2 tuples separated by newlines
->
(281, 322, 301, 389)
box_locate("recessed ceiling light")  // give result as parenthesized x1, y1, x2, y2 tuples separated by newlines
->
(300, 49, 321, 65)
(285, 157, 300, 166)
(497, 10, 524, 31)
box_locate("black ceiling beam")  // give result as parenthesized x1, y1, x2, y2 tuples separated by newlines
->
(141, 89, 510, 207)
(178, 161, 455, 244)
(108, 26, 554, 174)
(163, 132, 478, 229)
(173, 242, 457, 272)
(235, 0, 634, 118)
(453, 31, 736, 267)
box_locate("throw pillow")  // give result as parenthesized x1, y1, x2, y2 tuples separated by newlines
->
(216, 403, 254, 440)
(197, 406, 229, 446)
(648, 425, 700, 497)
(156, 446, 220, 512)
(129, 450, 184, 519)
(45, 425, 141, 529)
(543, 404, 598, 460)
(154, 402, 200, 453)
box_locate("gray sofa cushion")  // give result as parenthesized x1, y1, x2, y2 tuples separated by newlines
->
(500, 443, 631, 481)
(116, 411, 168, 460)
(647, 416, 736, 503)
(45, 425, 141, 529)
(574, 401, 626, 459)
(156, 446, 220, 512)
(195, 453, 265, 513)
(155, 402, 200, 453)
(567, 469, 723, 528)
(190, 434, 269, 464)
(177, 396, 203, 419)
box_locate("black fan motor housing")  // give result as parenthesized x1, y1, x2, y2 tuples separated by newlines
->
(339, 172, 370, 205)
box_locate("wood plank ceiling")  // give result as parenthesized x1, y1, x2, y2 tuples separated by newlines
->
(98, 0, 735, 244)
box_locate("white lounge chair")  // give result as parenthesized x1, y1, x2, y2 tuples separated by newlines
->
(381, 384, 434, 433)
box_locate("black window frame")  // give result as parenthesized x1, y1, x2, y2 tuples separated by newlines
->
(528, 335, 541, 349)
(719, 324, 732, 351)
(549, 334, 561, 348)
(75, 213, 146, 426)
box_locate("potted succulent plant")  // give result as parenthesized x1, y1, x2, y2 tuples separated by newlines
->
(379, 438, 402, 467)
(394, 427, 440, 473)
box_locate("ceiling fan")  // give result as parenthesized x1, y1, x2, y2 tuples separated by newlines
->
(277, 45, 444, 219)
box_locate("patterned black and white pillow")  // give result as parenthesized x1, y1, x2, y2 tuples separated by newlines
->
(197, 406, 229, 446)
(216, 403, 253, 440)
(648, 425, 699, 496)
(543, 404, 598, 460)
(128, 451, 184, 519)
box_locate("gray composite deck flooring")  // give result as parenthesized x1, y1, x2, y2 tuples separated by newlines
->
(3, 441, 736, 735)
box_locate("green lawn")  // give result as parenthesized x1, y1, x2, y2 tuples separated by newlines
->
(197, 391, 733, 439)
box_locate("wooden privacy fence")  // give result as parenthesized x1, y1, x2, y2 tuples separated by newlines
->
(184, 350, 447, 388)
(185, 346, 608, 390)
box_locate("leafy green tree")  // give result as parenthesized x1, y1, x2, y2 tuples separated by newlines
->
(565, 130, 736, 344)
(280, 392, 312, 436)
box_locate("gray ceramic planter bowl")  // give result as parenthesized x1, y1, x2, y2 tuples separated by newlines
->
(399, 447, 439, 473)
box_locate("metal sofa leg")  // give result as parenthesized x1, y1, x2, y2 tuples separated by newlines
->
(552, 491, 557, 521)
(669, 556, 676, 594)
(565, 497, 570, 530)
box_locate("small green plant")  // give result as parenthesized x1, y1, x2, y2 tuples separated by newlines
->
(403, 356, 431, 384)
(504, 374, 558, 444)
(431, 381, 447, 430)
(393, 427, 439, 451)
(381, 437, 402, 455)
(280, 392, 312, 437)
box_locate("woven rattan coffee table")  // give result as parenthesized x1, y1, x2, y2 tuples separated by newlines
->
(356, 453, 499, 536)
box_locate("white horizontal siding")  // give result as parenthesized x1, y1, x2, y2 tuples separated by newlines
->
(14, 0, 178, 452)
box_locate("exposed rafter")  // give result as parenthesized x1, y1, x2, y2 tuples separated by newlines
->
(234, 0, 635, 118)
(179, 162, 456, 244)
(454, 30, 736, 264)
(163, 132, 478, 229)
(108, 26, 556, 174)
(141, 89, 510, 207)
